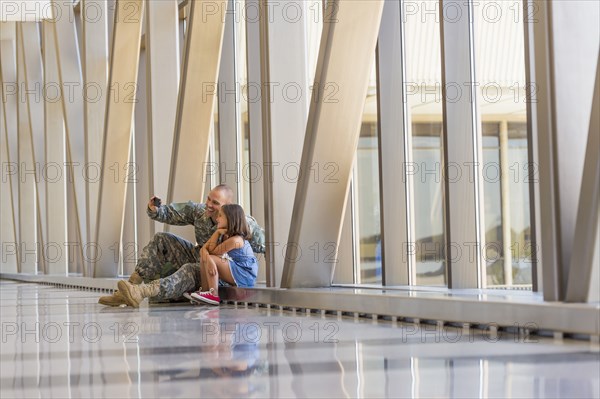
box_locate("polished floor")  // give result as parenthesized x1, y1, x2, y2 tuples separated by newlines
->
(1, 281, 599, 398)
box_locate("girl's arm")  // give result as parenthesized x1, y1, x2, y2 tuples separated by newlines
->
(210, 235, 244, 256)
(204, 228, 226, 253)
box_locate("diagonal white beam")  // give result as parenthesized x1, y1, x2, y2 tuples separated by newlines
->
(21, 22, 48, 273)
(439, 0, 486, 288)
(565, 52, 600, 303)
(245, 0, 265, 224)
(0, 23, 20, 270)
(129, 44, 149, 273)
(257, 0, 311, 287)
(167, 0, 226, 208)
(377, 0, 415, 285)
(145, 0, 179, 235)
(50, 0, 88, 275)
(121, 134, 136, 274)
(245, 0, 269, 284)
(529, 0, 600, 300)
(23, 25, 47, 275)
(42, 20, 68, 275)
(16, 23, 39, 273)
(281, 0, 384, 288)
(94, 0, 144, 277)
(81, 0, 109, 255)
(0, 59, 19, 272)
(216, 0, 242, 203)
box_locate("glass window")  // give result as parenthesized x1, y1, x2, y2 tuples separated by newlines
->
(411, 123, 446, 286)
(237, 1, 251, 212)
(481, 123, 504, 285)
(507, 122, 532, 285)
(404, 0, 447, 286)
(474, 0, 532, 288)
(356, 59, 382, 285)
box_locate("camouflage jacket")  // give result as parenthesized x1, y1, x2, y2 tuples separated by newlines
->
(147, 201, 266, 254)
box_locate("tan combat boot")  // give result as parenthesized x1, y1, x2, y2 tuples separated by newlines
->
(128, 271, 143, 285)
(98, 290, 127, 307)
(118, 280, 160, 308)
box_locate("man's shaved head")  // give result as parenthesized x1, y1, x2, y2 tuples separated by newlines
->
(214, 184, 234, 204)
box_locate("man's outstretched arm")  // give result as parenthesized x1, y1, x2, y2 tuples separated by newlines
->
(146, 197, 203, 226)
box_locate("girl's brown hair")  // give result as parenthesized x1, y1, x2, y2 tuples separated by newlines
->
(220, 204, 250, 239)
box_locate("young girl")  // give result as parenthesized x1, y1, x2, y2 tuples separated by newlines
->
(191, 204, 258, 305)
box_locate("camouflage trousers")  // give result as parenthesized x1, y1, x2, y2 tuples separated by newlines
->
(134, 232, 202, 301)
(156, 263, 201, 301)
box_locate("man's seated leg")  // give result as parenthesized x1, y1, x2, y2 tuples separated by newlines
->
(150, 263, 201, 303)
(98, 233, 197, 306)
(118, 280, 161, 308)
(133, 232, 198, 282)
(116, 263, 200, 307)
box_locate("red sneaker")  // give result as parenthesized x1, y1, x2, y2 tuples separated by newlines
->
(190, 288, 220, 305)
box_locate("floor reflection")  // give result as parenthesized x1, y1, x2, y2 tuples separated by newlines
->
(140, 307, 270, 397)
(1, 281, 599, 398)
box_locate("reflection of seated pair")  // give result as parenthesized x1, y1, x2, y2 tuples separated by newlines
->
(199, 313, 262, 373)
(166, 309, 267, 395)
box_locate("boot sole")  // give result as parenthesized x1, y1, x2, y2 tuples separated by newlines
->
(98, 297, 127, 307)
(117, 281, 140, 308)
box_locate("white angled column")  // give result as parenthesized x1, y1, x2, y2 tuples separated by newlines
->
(94, 0, 144, 277)
(216, 0, 242, 203)
(24, 22, 47, 275)
(145, 0, 179, 234)
(528, 0, 600, 300)
(377, 0, 415, 285)
(50, 0, 89, 274)
(42, 20, 68, 274)
(440, 0, 486, 288)
(1, 64, 19, 273)
(21, 22, 48, 273)
(166, 0, 226, 238)
(121, 135, 137, 275)
(132, 45, 150, 267)
(564, 52, 600, 303)
(281, 0, 385, 288)
(81, 0, 109, 252)
(16, 24, 41, 273)
(259, 0, 311, 286)
(0, 23, 20, 272)
(245, 0, 267, 282)
(245, 0, 264, 224)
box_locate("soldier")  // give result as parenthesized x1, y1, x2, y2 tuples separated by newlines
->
(98, 184, 265, 307)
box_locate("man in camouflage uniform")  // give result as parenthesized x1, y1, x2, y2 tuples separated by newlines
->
(98, 184, 265, 307)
